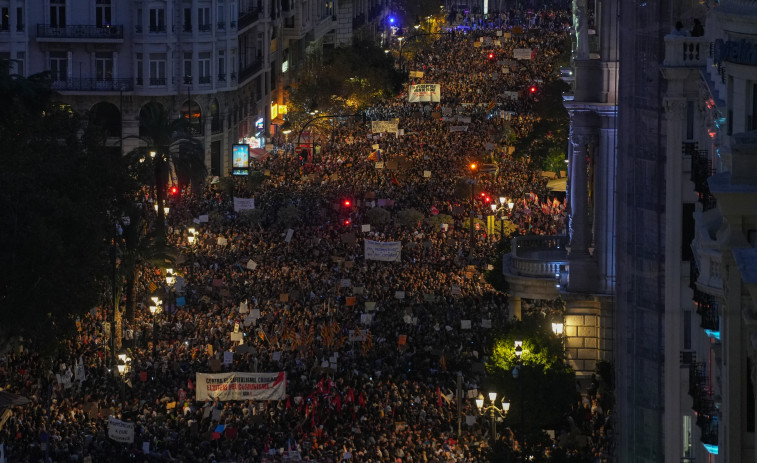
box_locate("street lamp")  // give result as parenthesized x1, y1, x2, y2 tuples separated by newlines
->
(513, 340, 524, 460)
(165, 268, 175, 286)
(551, 318, 564, 336)
(476, 392, 510, 445)
(469, 162, 478, 257)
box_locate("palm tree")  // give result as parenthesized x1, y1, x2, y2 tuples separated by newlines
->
(124, 102, 207, 235)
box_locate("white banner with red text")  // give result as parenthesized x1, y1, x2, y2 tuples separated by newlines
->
(408, 84, 441, 103)
(195, 372, 286, 401)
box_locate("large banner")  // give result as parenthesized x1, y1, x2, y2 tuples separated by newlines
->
(513, 48, 533, 60)
(233, 197, 256, 212)
(364, 240, 402, 262)
(108, 417, 135, 443)
(371, 119, 399, 134)
(195, 372, 286, 401)
(408, 84, 441, 103)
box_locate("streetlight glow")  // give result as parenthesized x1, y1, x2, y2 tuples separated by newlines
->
(488, 391, 497, 402)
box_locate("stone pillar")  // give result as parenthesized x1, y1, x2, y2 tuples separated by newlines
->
(569, 133, 592, 256)
(509, 296, 522, 321)
(594, 116, 617, 294)
(564, 298, 600, 377)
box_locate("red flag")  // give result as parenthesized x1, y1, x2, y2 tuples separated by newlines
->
(391, 172, 400, 186)
(358, 392, 366, 407)
(430, 205, 439, 215)
(286, 396, 292, 409)
(187, 378, 194, 390)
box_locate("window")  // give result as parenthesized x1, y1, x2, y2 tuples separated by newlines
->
(183, 52, 192, 83)
(184, 8, 192, 31)
(218, 50, 226, 81)
(96, 0, 111, 28)
(149, 54, 166, 85)
(217, 5, 225, 29)
(230, 1, 237, 28)
(95, 52, 113, 81)
(50, 0, 65, 28)
(199, 52, 211, 83)
(15, 7, 22, 31)
(136, 53, 143, 85)
(50, 51, 68, 81)
(198, 7, 210, 31)
(685, 101, 694, 141)
(149, 8, 165, 32)
(1, 8, 8, 31)
(135, 8, 143, 32)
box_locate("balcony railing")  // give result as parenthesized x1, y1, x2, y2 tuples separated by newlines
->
(51, 78, 133, 92)
(149, 25, 167, 33)
(506, 235, 568, 278)
(199, 24, 211, 32)
(149, 77, 167, 86)
(685, 142, 717, 211)
(217, 21, 225, 30)
(199, 76, 211, 84)
(37, 24, 124, 39)
(238, 60, 263, 82)
(238, 8, 261, 29)
(693, 289, 719, 331)
(663, 36, 709, 68)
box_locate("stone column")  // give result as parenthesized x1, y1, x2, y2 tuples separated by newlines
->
(509, 296, 522, 321)
(569, 133, 592, 257)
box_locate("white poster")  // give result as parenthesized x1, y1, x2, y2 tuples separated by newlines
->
(364, 240, 402, 262)
(233, 197, 255, 212)
(108, 417, 135, 443)
(408, 84, 441, 103)
(513, 48, 533, 60)
(371, 120, 399, 134)
(195, 372, 287, 401)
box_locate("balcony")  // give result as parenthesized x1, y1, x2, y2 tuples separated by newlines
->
(199, 76, 211, 84)
(691, 205, 724, 295)
(502, 235, 567, 300)
(217, 21, 225, 30)
(149, 77, 167, 86)
(238, 60, 263, 83)
(51, 78, 133, 92)
(693, 289, 719, 331)
(238, 8, 261, 30)
(199, 24, 211, 32)
(36, 24, 124, 41)
(663, 35, 709, 68)
(508, 235, 568, 278)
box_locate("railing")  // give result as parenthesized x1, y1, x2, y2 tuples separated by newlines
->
(506, 235, 568, 278)
(238, 8, 261, 29)
(51, 78, 133, 92)
(693, 289, 719, 331)
(149, 25, 167, 33)
(217, 21, 225, 30)
(199, 24, 211, 32)
(238, 60, 263, 82)
(37, 24, 124, 39)
(149, 77, 167, 86)
(230, 20, 237, 29)
(199, 76, 211, 84)
(218, 73, 226, 82)
(663, 36, 709, 67)
(685, 142, 717, 211)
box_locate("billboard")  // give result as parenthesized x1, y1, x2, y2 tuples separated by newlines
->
(232, 144, 249, 176)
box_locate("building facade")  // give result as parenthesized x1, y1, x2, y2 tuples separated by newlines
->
(0, 0, 387, 176)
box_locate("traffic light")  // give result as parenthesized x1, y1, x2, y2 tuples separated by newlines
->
(487, 52, 495, 61)
(480, 192, 491, 203)
(343, 199, 352, 208)
(343, 218, 351, 226)
(529, 85, 538, 94)
(170, 186, 179, 196)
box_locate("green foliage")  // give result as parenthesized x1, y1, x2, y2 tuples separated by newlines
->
(395, 208, 424, 228)
(276, 205, 301, 227)
(486, 315, 577, 434)
(513, 79, 570, 171)
(246, 171, 267, 192)
(0, 66, 124, 349)
(462, 217, 486, 232)
(365, 207, 391, 226)
(288, 39, 403, 116)
(425, 213, 453, 230)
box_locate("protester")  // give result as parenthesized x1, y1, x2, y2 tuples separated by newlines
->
(0, 10, 613, 462)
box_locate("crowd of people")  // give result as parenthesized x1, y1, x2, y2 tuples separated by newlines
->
(0, 9, 614, 463)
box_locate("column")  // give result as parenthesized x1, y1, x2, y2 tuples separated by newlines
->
(594, 116, 617, 294)
(509, 296, 521, 321)
(569, 133, 591, 256)
(564, 298, 600, 377)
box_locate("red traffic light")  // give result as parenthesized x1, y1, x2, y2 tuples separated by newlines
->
(343, 199, 351, 207)
(344, 219, 351, 226)
(487, 53, 495, 60)
(529, 85, 537, 93)
(170, 186, 179, 195)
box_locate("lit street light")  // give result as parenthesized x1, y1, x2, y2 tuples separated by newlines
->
(476, 392, 510, 445)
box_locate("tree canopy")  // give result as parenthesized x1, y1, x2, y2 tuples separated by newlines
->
(0, 63, 124, 349)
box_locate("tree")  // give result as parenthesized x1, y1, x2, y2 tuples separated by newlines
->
(395, 208, 424, 228)
(124, 102, 207, 236)
(486, 316, 577, 439)
(365, 207, 391, 226)
(0, 62, 124, 350)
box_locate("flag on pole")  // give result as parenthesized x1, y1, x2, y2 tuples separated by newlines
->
(391, 172, 400, 186)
